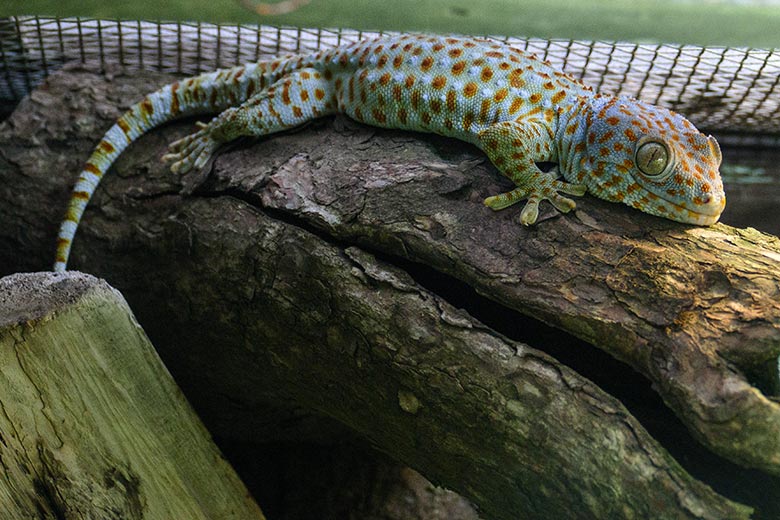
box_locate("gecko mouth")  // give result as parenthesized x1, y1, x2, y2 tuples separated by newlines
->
(661, 192, 726, 225)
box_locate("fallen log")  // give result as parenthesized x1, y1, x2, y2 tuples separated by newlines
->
(1, 63, 778, 518)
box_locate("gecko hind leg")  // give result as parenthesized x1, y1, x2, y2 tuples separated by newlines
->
(163, 67, 334, 174)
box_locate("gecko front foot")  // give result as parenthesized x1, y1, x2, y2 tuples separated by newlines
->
(484, 178, 586, 225)
(162, 121, 221, 174)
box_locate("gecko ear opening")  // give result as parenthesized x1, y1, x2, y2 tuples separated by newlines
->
(708, 135, 722, 166)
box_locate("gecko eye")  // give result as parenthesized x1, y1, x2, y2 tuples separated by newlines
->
(635, 140, 670, 177)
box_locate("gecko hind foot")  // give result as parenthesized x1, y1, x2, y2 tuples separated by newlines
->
(484, 179, 586, 225)
(162, 123, 220, 174)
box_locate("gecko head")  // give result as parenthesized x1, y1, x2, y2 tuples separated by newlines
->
(580, 96, 725, 225)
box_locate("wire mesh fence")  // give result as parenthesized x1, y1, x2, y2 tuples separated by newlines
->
(2, 16, 779, 143)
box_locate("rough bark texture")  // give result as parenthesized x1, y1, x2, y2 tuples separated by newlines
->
(0, 272, 265, 519)
(1, 64, 779, 518)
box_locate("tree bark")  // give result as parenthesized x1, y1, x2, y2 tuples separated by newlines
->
(1, 64, 778, 518)
(0, 272, 265, 519)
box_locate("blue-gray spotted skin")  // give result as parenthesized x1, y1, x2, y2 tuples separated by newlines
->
(53, 33, 726, 271)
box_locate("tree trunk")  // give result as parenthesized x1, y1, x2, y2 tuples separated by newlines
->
(0, 272, 265, 519)
(1, 63, 779, 518)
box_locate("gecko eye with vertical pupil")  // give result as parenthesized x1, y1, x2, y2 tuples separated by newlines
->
(636, 141, 669, 176)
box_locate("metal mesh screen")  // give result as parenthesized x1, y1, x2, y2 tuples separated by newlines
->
(2, 16, 779, 143)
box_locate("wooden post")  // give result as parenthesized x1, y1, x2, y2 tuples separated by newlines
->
(0, 272, 265, 520)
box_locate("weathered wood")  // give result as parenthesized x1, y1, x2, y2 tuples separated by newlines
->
(0, 64, 777, 517)
(0, 272, 265, 520)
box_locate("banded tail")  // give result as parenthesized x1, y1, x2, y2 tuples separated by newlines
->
(53, 63, 265, 271)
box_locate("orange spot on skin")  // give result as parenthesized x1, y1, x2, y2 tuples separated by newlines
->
(543, 81, 555, 90)
(378, 55, 389, 68)
(73, 191, 89, 200)
(463, 112, 474, 131)
(481, 67, 494, 82)
(398, 107, 408, 124)
(431, 100, 442, 113)
(393, 55, 404, 68)
(485, 51, 504, 58)
(432, 75, 447, 89)
(421, 57, 434, 71)
(84, 163, 101, 176)
(99, 141, 115, 154)
(421, 112, 431, 125)
(292, 106, 303, 118)
(598, 130, 614, 144)
(509, 69, 525, 88)
(499, 62, 510, 70)
(479, 99, 491, 122)
(448, 48, 463, 58)
(529, 93, 542, 103)
(446, 90, 457, 112)
(141, 98, 154, 117)
(315, 88, 325, 100)
(411, 90, 421, 110)
(463, 82, 478, 98)
(372, 108, 386, 124)
(380, 73, 391, 86)
(433, 43, 445, 52)
(574, 143, 586, 153)
(624, 128, 638, 142)
(170, 82, 180, 115)
(405, 75, 416, 88)
(282, 86, 291, 105)
(300, 71, 311, 80)
(494, 88, 508, 102)
(600, 147, 610, 157)
(354, 106, 363, 121)
(508, 97, 523, 114)
(300, 90, 309, 102)
(393, 85, 403, 102)
(452, 61, 466, 75)
(551, 90, 566, 104)
(444, 118, 453, 130)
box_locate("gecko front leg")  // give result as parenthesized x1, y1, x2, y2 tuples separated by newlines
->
(163, 68, 335, 173)
(477, 118, 586, 225)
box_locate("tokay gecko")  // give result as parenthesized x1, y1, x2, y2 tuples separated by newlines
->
(54, 34, 726, 271)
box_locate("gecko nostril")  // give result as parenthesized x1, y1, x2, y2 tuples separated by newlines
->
(701, 194, 711, 204)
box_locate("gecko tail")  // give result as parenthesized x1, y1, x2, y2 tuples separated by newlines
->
(53, 64, 260, 272)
